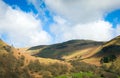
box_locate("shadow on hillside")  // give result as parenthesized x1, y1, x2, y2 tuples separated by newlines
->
(81, 45, 120, 60)
(34, 41, 103, 59)
(28, 45, 47, 50)
(94, 45, 120, 57)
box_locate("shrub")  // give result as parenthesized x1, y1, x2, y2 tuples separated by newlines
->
(0, 53, 31, 78)
(100, 55, 116, 63)
(39, 71, 52, 78)
(47, 62, 71, 76)
(28, 60, 42, 72)
(70, 60, 97, 73)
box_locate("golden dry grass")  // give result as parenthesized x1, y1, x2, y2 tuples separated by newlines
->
(62, 46, 102, 66)
(3, 36, 120, 67)
(62, 47, 94, 60)
(82, 58, 101, 66)
(18, 47, 45, 55)
(13, 48, 67, 66)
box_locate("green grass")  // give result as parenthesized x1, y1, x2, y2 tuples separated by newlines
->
(54, 72, 101, 78)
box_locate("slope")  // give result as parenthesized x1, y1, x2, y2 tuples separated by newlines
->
(82, 35, 120, 66)
(26, 40, 103, 61)
(94, 35, 120, 57)
(19, 35, 120, 66)
(0, 39, 71, 78)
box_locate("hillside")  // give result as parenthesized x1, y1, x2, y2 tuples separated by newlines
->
(26, 40, 103, 59)
(1, 36, 120, 78)
(0, 39, 72, 78)
(81, 36, 120, 66)
(21, 36, 120, 66)
(21, 40, 103, 66)
(94, 36, 120, 57)
(0, 39, 12, 54)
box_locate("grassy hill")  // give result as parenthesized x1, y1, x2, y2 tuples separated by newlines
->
(22, 40, 103, 66)
(0, 39, 72, 78)
(20, 36, 120, 66)
(0, 39, 13, 54)
(95, 36, 120, 57)
(27, 40, 103, 60)
(81, 36, 120, 66)
(1, 39, 103, 78)
(1, 35, 120, 78)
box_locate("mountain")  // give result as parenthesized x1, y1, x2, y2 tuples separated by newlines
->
(21, 40, 103, 66)
(27, 40, 103, 59)
(22, 36, 120, 66)
(1, 36, 120, 78)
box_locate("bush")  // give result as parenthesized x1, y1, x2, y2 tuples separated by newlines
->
(70, 60, 97, 73)
(39, 71, 52, 78)
(0, 53, 31, 78)
(100, 55, 116, 63)
(47, 62, 71, 76)
(27, 60, 71, 77)
(28, 60, 42, 72)
(108, 57, 120, 75)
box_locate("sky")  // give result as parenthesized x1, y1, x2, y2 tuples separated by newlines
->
(0, 0, 120, 47)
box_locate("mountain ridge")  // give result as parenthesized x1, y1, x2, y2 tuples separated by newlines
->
(1, 36, 120, 77)
(20, 36, 120, 66)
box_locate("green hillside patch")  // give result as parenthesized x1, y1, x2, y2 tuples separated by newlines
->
(54, 72, 101, 78)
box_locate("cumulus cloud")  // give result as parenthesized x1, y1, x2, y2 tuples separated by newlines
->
(45, 0, 120, 23)
(1, 0, 120, 47)
(27, 0, 52, 22)
(27, 0, 120, 42)
(0, 1, 51, 47)
(28, 0, 44, 14)
(44, 0, 120, 42)
(50, 16, 114, 43)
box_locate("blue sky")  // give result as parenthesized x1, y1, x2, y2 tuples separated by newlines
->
(3, 0, 53, 31)
(3, 0, 55, 40)
(4, 0, 37, 13)
(105, 9, 120, 28)
(1, 0, 120, 47)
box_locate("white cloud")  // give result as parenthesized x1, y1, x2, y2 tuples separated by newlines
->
(27, 0, 51, 22)
(45, 0, 120, 23)
(27, 0, 44, 14)
(1, 0, 119, 47)
(0, 1, 51, 47)
(50, 16, 114, 43)
(45, 0, 120, 42)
